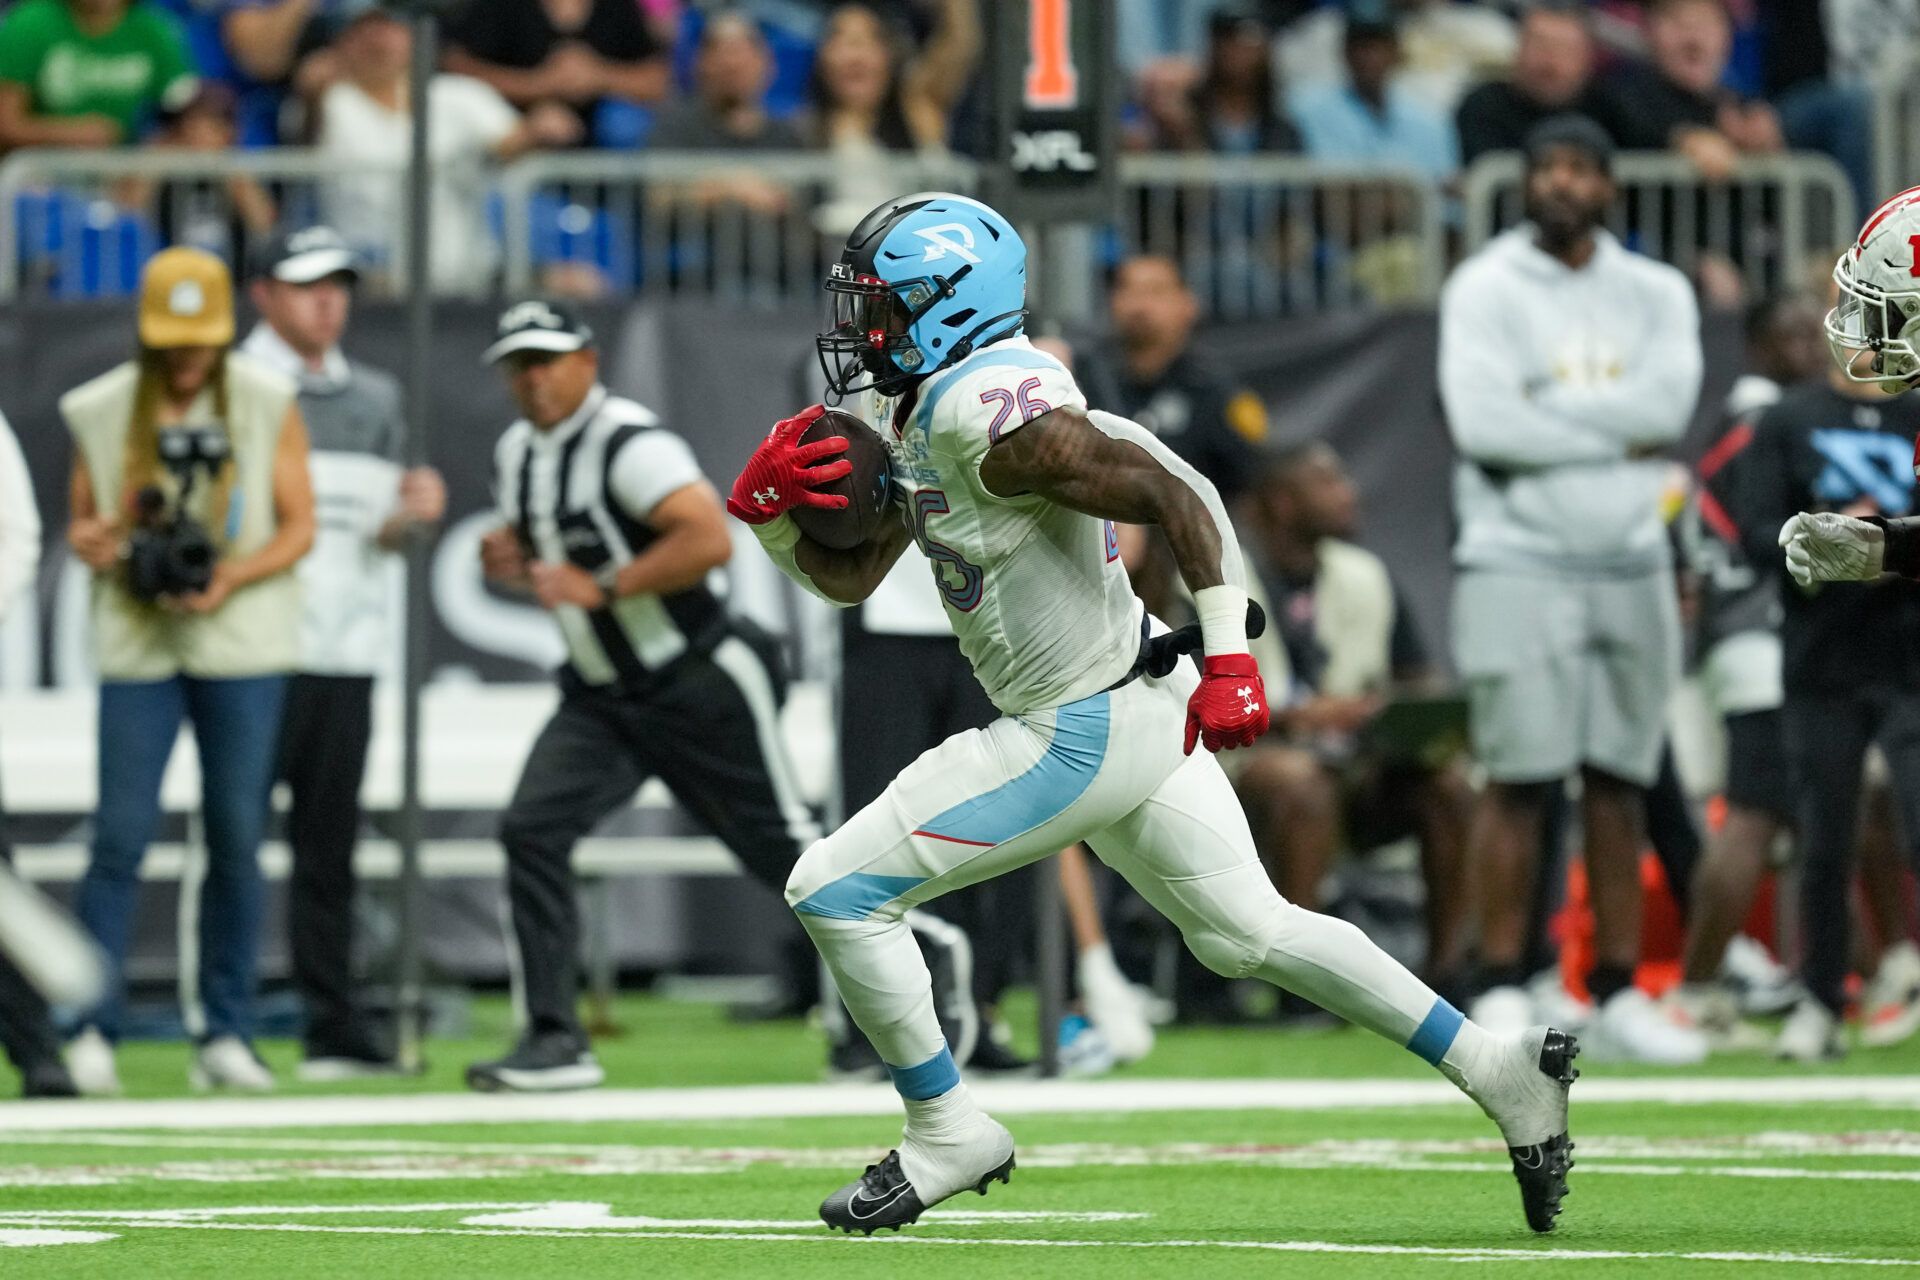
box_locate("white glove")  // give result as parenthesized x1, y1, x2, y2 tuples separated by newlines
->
(1778, 511, 1886, 587)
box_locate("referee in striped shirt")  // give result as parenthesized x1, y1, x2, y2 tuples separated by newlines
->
(470, 300, 818, 1091)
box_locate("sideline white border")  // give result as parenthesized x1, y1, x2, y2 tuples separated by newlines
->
(5, 1075, 1920, 1133)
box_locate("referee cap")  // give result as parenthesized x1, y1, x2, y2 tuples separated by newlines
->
(483, 298, 596, 364)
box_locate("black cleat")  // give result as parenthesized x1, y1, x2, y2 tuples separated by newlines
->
(820, 1148, 1016, 1235)
(1505, 1030, 1580, 1233)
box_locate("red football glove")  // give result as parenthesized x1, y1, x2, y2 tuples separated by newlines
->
(1184, 654, 1271, 755)
(726, 404, 852, 525)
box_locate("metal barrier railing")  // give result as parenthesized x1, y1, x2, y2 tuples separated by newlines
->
(493, 149, 978, 303)
(0, 148, 406, 302)
(0, 147, 1451, 316)
(0, 146, 1861, 311)
(1115, 153, 1445, 319)
(1461, 150, 1857, 298)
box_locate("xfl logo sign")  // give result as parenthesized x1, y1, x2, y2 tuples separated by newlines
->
(1011, 130, 1096, 173)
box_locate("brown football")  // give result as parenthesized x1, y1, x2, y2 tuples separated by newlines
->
(790, 408, 896, 550)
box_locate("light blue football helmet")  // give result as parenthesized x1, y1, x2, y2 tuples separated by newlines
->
(816, 192, 1029, 399)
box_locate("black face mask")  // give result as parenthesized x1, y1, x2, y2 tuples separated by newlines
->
(815, 266, 922, 400)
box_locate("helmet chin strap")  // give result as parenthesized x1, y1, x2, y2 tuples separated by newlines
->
(936, 309, 1030, 372)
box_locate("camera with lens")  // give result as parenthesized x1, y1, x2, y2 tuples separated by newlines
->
(124, 426, 229, 603)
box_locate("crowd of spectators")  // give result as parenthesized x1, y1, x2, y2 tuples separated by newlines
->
(0, 0, 1911, 283)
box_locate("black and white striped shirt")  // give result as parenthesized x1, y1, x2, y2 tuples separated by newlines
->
(494, 383, 725, 689)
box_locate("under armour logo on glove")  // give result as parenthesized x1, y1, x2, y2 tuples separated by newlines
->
(1185, 654, 1271, 755)
(726, 404, 851, 525)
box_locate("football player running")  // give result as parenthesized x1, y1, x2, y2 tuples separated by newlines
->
(728, 192, 1578, 1236)
(1780, 186, 1920, 582)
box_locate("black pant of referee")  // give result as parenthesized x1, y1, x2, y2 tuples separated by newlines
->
(0, 781, 76, 1096)
(277, 673, 386, 1073)
(468, 628, 815, 1091)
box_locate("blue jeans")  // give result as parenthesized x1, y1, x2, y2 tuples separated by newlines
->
(75, 674, 287, 1042)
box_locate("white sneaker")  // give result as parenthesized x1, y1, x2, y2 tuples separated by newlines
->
(1076, 943, 1155, 1064)
(1861, 942, 1920, 1049)
(1588, 988, 1708, 1065)
(1665, 982, 1770, 1053)
(1057, 1015, 1116, 1077)
(1723, 935, 1803, 1017)
(1131, 982, 1177, 1028)
(1469, 985, 1535, 1037)
(1529, 971, 1595, 1035)
(1455, 1025, 1580, 1232)
(63, 1028, 120, 1097)
(190, 1036, 275, 1092)
(1776, 1000, 1846, 1062)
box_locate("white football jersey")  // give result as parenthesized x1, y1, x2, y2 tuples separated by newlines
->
(874, 336, 1143, 714)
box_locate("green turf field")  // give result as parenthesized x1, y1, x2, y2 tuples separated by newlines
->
(4, 996, 1919, 1277)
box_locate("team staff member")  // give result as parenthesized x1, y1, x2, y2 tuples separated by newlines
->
(1439, 116, 1706, 1064)
(470, 300, 817, 1091)
(62, 247, 315, 1095)
(242, 226, 446, 1080)
(1734, 345, 1920, 1060)
(1076, 255, 1269, 503)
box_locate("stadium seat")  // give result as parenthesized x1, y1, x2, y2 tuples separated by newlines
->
(12, 190, 160, 300)
(527, 191, 638, 290)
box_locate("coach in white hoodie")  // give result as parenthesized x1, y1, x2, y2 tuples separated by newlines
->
(1439, 116, 1704, 1063)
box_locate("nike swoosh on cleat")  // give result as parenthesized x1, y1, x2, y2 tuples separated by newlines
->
(847, 1183, 911, 1220)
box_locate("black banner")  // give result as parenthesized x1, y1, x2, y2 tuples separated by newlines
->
(0, 301, 1750, 689)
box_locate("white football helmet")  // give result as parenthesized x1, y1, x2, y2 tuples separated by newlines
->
(1828, 185, 1920, 393)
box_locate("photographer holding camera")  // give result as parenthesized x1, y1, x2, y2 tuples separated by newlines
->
(60, 247, 315, 1094)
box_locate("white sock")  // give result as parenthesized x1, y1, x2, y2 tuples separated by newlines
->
(904, 1082, 982, 1142)
(1437, 1016, 1497, 1094)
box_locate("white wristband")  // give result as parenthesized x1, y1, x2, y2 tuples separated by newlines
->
(1194, 584, 1249, 656)
(750, 512, 801, 553)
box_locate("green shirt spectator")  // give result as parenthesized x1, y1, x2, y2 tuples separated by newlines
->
(0, 0, 197, 150)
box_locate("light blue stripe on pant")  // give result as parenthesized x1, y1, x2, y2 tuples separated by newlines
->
(793, 692, 1111, 920)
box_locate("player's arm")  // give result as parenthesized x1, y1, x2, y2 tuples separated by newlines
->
(740, 511, 911, 607)
(1877, 518, 1920, 577)
(727, 404, 911, 607)
(980, 405, 1236, 589)
(978, 405, 1268, 754)
(787, 516, 912, 605)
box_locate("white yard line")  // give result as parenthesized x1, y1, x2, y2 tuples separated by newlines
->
(7, 1075, 1920, 1133)
(6, 1132, 1920, 1191)
(11, 1130, 1920, 1161)
(0, 1215, 1914, 1267)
